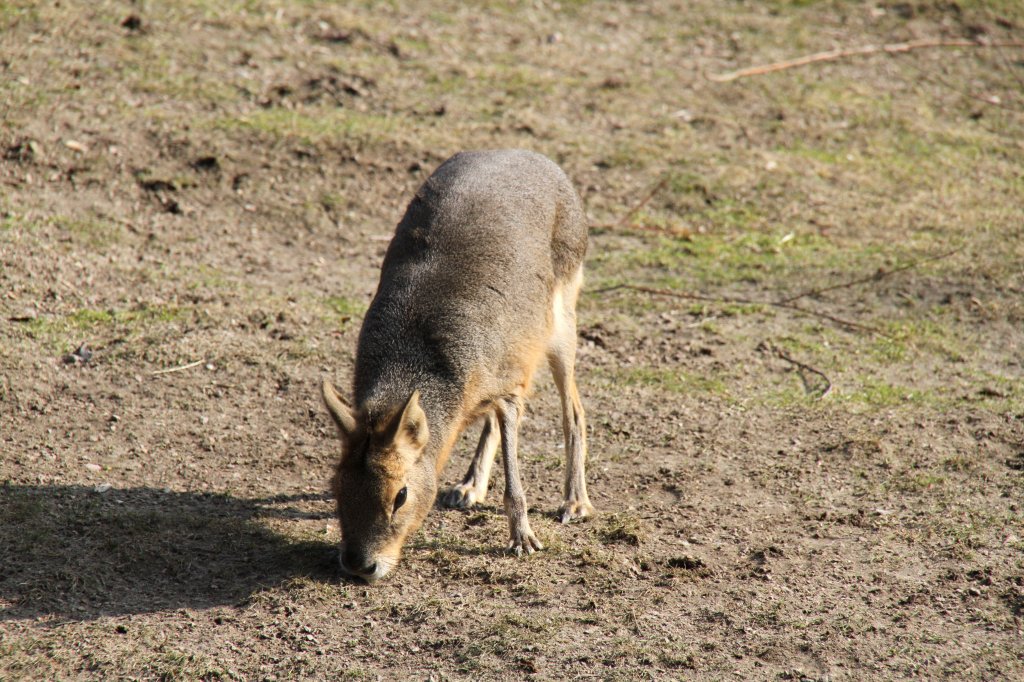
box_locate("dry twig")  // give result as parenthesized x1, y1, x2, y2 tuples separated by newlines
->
(708, 39, 1024, 83)
(778, 247, 962, 304)
(608, 178, 668, 230)
(593, 178, 691, 237)
(151, 359, 204, 376)
(763, 341, 833, 400)
(590, 283, 889, 337)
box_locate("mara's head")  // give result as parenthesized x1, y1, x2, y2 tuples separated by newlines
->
(321, 380, 434, 583)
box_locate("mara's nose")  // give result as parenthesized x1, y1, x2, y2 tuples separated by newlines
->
(340, 548, 376, 577)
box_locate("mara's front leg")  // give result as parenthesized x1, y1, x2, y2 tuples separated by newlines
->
(496, 397, 543, 555)
(443, 411, 499, 509)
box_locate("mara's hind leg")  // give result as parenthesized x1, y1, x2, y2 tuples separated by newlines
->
(548, 267, 594, 523)
(443, 411, 500, 509)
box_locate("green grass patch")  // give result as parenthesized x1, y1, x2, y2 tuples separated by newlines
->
(48, 215, 120, 247)
(323, 295, 367, 324)
(22, 304, 195, 354)
(482, 62, 561, 99)
(869, 334, 910, 364)
(600, 366, 728, 397)
(184, 263, 232, 292)
(942, 455, 973, 472)
(773, 332, 833, 357)
(840, 378, 931, 409)
(2, 212, 124, 247)
(118, 45, 239, 105)
(590, 231, 838, 290)
(695, 199, 767, 232)
(140, 650, 229, 682)
(0, 212, 38, 234)
(960, 370, 1024, 414)
(877, 318, 966, 363)
(0, 0, 40, 30)
(598, 513, 646, 546)
(893, 472, 946, 493)
(757, 382, 817, 408)
(782, 140, 847, 165)
(596, 137, 666, 171)
(212, 108, 406, 148)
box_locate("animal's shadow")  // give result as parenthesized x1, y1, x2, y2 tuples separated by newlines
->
(0, 485, 339, 622)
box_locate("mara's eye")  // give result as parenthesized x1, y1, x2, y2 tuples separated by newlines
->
(393, 486, 408, 512)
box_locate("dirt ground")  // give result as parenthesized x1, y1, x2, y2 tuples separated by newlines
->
(2, 1, 1023, 679)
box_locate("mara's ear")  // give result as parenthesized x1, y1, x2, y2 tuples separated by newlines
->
(322, 379, 357, 442)
(394, 390, 429, 452)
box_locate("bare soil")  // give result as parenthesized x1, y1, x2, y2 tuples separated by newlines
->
(2, 1, 1023, 680)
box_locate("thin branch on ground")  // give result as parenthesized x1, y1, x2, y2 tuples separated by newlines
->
(707, 38, 1024, 83)
(592, 245, 962, 336)
(590, 283, 889, 336)
(612, 177, 668, 230)
(151, 359, 204, 376)
(763, 341, 833, 400)
(593, 178, 689, 236)
(778, 247, 962, 304)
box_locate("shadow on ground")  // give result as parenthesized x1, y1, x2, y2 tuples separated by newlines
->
(0, 485, 338, 621)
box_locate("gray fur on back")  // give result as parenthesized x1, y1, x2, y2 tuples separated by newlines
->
(353, 150, 587, 432)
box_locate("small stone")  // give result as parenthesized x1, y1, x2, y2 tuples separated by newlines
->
(85, 463, 101, 472)
(191, 156, 220, 173)
(122, 14, 143, 32)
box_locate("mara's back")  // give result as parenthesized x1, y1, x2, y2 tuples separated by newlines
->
(354, 150, 587, 421)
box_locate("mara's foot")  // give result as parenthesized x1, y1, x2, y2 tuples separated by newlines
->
(506, 522, 543, 556)
(443, 483, 486, 509)
(558, 499, 595, 523)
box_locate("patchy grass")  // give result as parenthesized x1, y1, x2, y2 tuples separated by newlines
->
(19, 304, 198, 357)
(323, 295, 367, 322)
(24, 305, 191, 334)
(1, 213, 121, 247)
(589, 231, 862, 292)
(840, 378, 933, 409)
(138, 649, 230, 682)
(598, 513, 647, 547)
(211, 108, 419, 150)
(599, 366, 729, 397)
